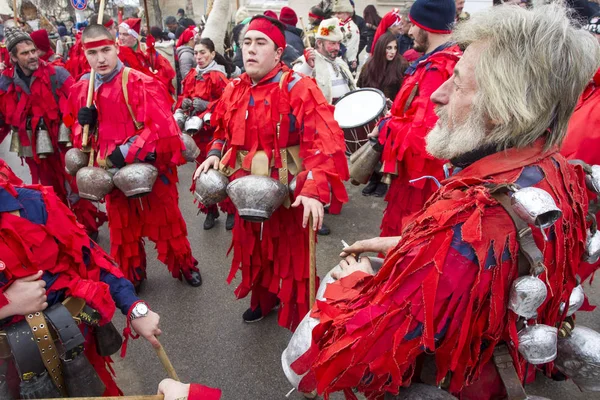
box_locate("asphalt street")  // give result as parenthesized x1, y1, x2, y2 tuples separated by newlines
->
(1, 138, 599, 400)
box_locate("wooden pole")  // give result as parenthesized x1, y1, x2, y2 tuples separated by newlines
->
(308, 214, 316, 307)
(155, 341, 180, 381)
(81, 0, 106, 150)
(39, 396, 164, 400)
(142, 0, 151, 36)
(298, 17, 311, 48)
(12, 0, 17, 22)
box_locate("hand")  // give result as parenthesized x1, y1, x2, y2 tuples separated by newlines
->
(386, 98, 393, 109)
(158, 379, 190, 400)
(367, 125, 380, 139)
(193, 155, 220, 180)
(2, 271, 47, 318)
(331, 255, 374, 280)
(291, 195, 324, 231)
(131, 309, 162, 349)
(77, 105, 98, 129)
(181, 98, 193, 111)
(192, 97, 208, 113)
(340, 236, 401, 258)
(304, 48, 316, 69)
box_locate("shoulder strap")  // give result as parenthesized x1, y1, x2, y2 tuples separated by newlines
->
(121, 67, 144, 130)
(49, 72, 59, 103)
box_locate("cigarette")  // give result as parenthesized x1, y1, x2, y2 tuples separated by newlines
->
(341, 240, 350, 249)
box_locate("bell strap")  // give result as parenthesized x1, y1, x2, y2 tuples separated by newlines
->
(122, 67, 144, 131)
(492, 344, 528, 400)
(44, 303, 85, 361)
(5, 318, 46, 381)
(24, 311, 66, 395)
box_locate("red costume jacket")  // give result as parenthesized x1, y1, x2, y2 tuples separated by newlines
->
(379, 44, 462, 238)
(208, 64, 349, 331)
(65, 34, 90, 80)
(119, 44, 176, 98)
(293, 142, 588, 399)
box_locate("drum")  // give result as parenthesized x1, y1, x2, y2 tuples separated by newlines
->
(334, 88, 387, 155)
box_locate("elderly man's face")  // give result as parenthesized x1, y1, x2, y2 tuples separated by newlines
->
(317, 39, 340, 60)
(427, 43, 489, 160)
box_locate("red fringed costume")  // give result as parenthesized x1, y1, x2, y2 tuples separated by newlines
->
(209, 64, 349, 331)
(292, 142, 588, 399)
(0, 61, 106, 236)
(379, 44, 461, 238)
(119, 43, 176, 98)
(0, 165, 145, 396)
(66, 64, 198, 284)
(179, 67, 235, 216)
(561, 68, 600, 282)
(65, 34, 91, 80)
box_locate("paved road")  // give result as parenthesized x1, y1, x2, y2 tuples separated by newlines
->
(1, 139, 599, 400)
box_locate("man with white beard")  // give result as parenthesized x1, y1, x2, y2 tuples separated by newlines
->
(280, 3, 600, 399)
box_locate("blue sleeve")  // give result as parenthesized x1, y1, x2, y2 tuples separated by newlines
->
(100, 270, 140, 316)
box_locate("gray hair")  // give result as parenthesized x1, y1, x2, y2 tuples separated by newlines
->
(453, 3, 600, 151)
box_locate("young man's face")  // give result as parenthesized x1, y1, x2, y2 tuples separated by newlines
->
(242, 30, 282, 83)
(83, 35, 119, 76)
(11, 41, 39, 74)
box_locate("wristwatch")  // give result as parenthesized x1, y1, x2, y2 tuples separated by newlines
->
(130, 302, 149, 320)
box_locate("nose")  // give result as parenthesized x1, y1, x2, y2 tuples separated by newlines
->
(408, 24, 416, 39)
(431, 77, 452, 105)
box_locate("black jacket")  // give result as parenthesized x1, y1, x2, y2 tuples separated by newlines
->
(397, 35, 414, 56)
(284, 25, 305, 55)
(353, 14, 368, 55)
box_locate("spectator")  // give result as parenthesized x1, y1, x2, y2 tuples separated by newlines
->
(177, 8, 186, 24)
(333, 0, 360, 70)
(371, 8, 402, 53)
(306, 5, 328, 47)
(176, 25, 198, 83)
(151, 26, 177, 95)
(357, 31, 408, 196)
(280, 6, 305, 54)
(397, 9, 414, 56)
(350, 0, 367, 59)
(264, 10, 278, 19)
(165, 15, 178, 38)
(363, 5, 381, 55)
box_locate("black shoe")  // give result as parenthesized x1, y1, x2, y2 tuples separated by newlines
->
(184, 270, 203, 287)
(242, 306, 264, 323)
(373, 183, 388, 197)
(318, 224, 331, 236)
(362, 180, 378, 196)
(203, 211, 219, 230)
(226, 213, 235, 230)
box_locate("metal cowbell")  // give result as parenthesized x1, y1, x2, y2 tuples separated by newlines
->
(35, 121, 54, 158)
(9, 128, 21, 154)
(58, 123, 73, 147)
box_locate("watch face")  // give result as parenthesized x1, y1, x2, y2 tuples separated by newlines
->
(136, 303, 148, 315)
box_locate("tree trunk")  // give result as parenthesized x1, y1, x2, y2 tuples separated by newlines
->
(185, 0, 194, 18)
(151, 0, 162, 27)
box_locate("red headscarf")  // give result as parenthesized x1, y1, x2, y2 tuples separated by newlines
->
(246, 16, 286, 49)
(371, 8, 402, 53)
(176, 25, 197, 47)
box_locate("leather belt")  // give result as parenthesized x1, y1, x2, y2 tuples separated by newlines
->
(25, 311, 65, 395)
(5, 318, 46, 381)
(44, 303, 85, 361)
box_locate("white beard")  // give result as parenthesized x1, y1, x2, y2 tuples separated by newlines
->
(426, 105, 488, 160)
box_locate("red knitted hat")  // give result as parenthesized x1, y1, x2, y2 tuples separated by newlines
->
(30, 29, 51, 53)
(279, 7, 298, 26)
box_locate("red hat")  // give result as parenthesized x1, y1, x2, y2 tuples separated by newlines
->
(371, 9, 402, 53)
(279, 7, 298, 26)
(119, 18, 141, 39)
(176, 25, 198, 48)
(247, 15, 286, 49)
(30, 29, 51, 53)
(263, 10, 278, 20)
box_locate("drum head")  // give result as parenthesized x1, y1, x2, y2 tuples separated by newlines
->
(334, 88, 386, 129)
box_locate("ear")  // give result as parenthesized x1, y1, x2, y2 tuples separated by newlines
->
(275, 47, 284, 60)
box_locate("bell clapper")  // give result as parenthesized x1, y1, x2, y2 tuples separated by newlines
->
(139, 197, 144, 212)
(260, 222, 264, 241)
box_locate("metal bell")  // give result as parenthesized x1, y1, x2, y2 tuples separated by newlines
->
(289, 176, 297, 196)
(174, 109, 187, 130)
(95, 322, 123, 357)
(19, 125, 34, 158)
(194, 169, 229, 206)
(184, 116, 203, 134)
(559, 285, 585, 317)
(508, 275, 548, 319)
(202, 112, 212, 126)
(555, 325, 600, 392)
(584, 164, 600, 194)
(511, 187, 562, 229)
(35, 120, 54, 158)
(584, 228, 600, 264)
(349, 138, 383, 185)
(517, 324, 558, 364)
(65, 148, 89, 176)
(58, 123, 73, 147)
(76, 167, 115, 201)
(62, 353, 106, 397)
(227, 175, 288, 222)
(113, 163, 158, 198)
(181, 134, 201, 162)
(9, 127, 21, 153)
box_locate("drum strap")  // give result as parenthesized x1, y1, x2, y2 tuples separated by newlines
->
(403, 83, 419, 114)
(492, 344, 528, 400)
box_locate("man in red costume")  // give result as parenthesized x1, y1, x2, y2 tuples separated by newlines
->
(118, 18, 176, 97)
(66, 14, 117, 80)
(194, 15, 349, 329)
(0, 27, 106, 238)
(377, 0, 461, 238)
(30, 29, 64, 67)
(0, 159, 162, 396)
(67, 25, 202, 288)
(284, 3, 599, 398)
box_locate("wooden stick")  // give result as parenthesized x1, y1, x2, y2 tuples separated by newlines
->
(308, 214, 316, 307)
(142, 0, 151, 37)
(12, 0, 17, 22)
(298, 17, 311, 48)
(82, 0, 106, 149)
(39, 396, 163, 400)
(155, 341, 180, 381)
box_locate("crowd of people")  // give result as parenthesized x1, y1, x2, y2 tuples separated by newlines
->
(0, 0, 599, 399)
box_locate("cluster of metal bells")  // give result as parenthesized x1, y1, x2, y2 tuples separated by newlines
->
(349, 138, 383, 185)
(195, 171, 291, 222)
(75, 162, 158, 201)
(9, 123, 73, 159)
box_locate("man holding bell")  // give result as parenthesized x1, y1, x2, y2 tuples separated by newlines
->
(66, 24, 202, 289)
(0, 159, 162, 397)
(194, 15, 349, 330)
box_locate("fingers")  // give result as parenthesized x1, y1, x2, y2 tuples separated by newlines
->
(147, 334, 161, 349)
(291, 196, 301, 208)
(302, 202, 310, 229)
(340, 241, 363, 257)
(212, 157, 220, 169)
(21, 270, 44, 282)
(40, 302, 48, 310)
(158, 378, 175, 395)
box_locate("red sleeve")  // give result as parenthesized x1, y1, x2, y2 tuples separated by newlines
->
(64, 79, 89, 148)
(561, 91, 600, 165)
(0, 90, 10, 144)
(188, 383, 222, 400)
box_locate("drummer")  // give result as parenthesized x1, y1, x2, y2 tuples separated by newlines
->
(193, 15, 349, 329)
(293, 17, 356, 104)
